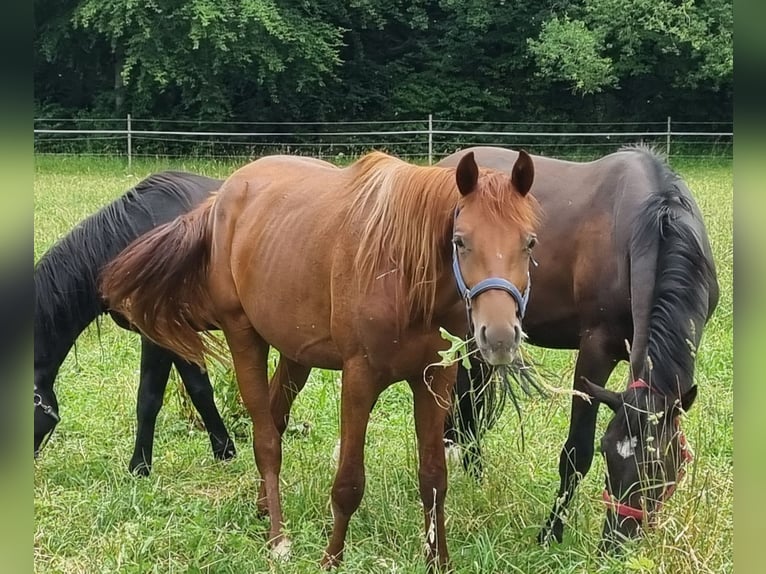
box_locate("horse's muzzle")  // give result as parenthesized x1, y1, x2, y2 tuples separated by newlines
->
(475, 321, 521, 365)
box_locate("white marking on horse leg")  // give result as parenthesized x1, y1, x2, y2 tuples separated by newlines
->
(271, 537, 292, 561)
(424, 487, 439, 561)
(616, 436, 638, 459)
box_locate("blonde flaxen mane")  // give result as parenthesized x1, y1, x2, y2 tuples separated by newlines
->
(344, 151, 539, 323)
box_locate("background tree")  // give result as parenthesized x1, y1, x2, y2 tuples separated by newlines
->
(34, 0, 732, 125)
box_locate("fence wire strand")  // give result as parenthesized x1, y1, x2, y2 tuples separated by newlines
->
(33, 117, 732, 162)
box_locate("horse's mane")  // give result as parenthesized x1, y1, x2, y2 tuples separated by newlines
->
(34, 172, 217, 337)
(618, 143, 667, 161)
(344, 152, 539, 323)
(628, 149, 717, 399)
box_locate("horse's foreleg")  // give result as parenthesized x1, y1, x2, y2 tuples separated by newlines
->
(409, 366, 456, 572)
(447, 357, 491, 481)
(256, 357, 312, 515)
(321, 359, 383, 569)
(539, 329, 618, 544)
(129, 338, 173, 476)
(221, 315, 288, 557)
(173, 355, 236, 462)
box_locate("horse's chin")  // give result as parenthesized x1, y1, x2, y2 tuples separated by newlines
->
(476, 346, 518, 367)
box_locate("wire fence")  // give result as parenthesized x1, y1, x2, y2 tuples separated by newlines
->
(33, 116, 733, 166)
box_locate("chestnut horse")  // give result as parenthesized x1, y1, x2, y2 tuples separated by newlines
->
(438, 146, 719, 549)
(101, 150, 539, 569)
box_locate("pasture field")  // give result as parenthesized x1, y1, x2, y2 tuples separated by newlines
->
(34, 155, 732, 573)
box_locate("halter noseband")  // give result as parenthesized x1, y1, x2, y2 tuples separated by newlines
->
(601, 378, 693, 525)
(451, 207, 531, 322)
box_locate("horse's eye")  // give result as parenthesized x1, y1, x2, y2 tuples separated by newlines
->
(453, 236, 465, 249)
(526, 234, 537, 250)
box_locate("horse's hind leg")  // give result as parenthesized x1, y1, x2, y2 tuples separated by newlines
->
(322, 358, 385, 569)
(220, 313, 289, 556)
(538, 328, 619, 544)
(173, 355, 236, 462)
(256, 357, 312, 515)
(269, 357, 312, 435)
(129, 337, 174, 476)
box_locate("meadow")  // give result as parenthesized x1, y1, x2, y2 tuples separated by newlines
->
(33, 154, 732, 573)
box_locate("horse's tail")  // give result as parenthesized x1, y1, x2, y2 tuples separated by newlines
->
(627, 167, 719, 394)
(100, 196, 223, 367)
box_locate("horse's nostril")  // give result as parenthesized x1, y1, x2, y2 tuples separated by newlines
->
(478, 325, 488, 346)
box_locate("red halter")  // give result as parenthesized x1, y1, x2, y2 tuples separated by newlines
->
(601, 379, 693, 525)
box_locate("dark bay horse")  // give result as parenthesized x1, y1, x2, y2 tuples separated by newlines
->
(100, 150, 539, 569)
(437, 146, 719, 548)
(34, 172, 235, 474)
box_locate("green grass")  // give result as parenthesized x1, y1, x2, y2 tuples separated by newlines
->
(34, 154, 733, 573)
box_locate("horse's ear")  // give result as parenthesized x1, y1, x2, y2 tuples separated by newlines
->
(511, 149, 534, 196)
(581, 380, 623, 413)
(671, 385, 698, 415)
(456, 151, 479, 196)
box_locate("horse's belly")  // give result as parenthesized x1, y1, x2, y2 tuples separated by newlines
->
(284, 337, 343, 371)
(245, 306, 343, 370)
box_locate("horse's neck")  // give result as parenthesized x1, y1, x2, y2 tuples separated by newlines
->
(34, 301, 102, 384)
(431, 270, 468, 331)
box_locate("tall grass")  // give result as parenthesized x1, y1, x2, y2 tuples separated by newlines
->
(34, 155, 732, 573)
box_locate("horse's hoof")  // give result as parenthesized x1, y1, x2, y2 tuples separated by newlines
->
(214, 443, 236, 461)
(320, 552, 342, 570)
(270, 538, 292, 561)
(537, 523, 563, 545)
(129, 462, 151, 477)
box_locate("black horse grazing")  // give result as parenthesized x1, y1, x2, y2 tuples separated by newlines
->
(437, 146, 719, 548)
(34, 172, 235, 475)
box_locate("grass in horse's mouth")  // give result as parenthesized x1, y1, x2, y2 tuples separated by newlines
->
(432, 328, 595, 452)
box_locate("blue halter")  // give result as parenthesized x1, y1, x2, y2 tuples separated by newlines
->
(451, 208, 531, 320)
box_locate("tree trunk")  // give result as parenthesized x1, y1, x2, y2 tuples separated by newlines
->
(114, 50, 125, 114)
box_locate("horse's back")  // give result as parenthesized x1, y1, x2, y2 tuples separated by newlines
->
(34, 170, 224, 397)
(207, 156, 351, 369)
(438, 147, 674, 349)
(126, 171, 222, 227)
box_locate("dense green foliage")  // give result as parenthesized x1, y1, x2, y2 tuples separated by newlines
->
(35, 0, 731, 123)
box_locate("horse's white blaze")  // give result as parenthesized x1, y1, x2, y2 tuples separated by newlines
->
(271, 538, 292, 560)
(616, 436, 638, 459)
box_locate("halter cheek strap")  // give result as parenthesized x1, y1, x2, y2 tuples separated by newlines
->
(602, 378, 693, 525)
